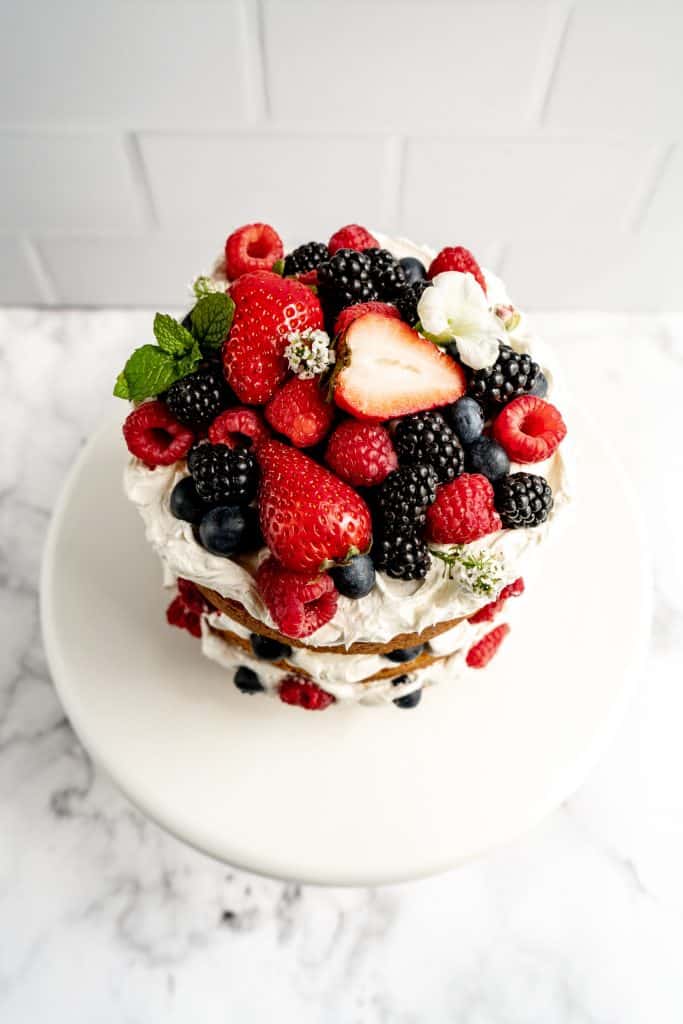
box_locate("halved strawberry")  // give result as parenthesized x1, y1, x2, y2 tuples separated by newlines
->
(333, 301, 400, 337)
(332, 313, 466, 421)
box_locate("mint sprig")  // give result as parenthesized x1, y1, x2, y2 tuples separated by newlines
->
(113, 313, 203, 402)
(190, 292, 234, 351)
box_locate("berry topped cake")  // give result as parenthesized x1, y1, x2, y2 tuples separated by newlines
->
(117, 222, 571, 710)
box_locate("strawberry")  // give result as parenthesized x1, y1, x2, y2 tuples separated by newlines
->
(428, 246, 487, 294)
(224, 223, 283, 280)
(333, 301, 400, 337)
(328, 224, 379, 254)
(492, 395, 567, 464)
(224, 272, 323, 404)
(332, 312, 466, 421)
(257, 440, 372, 572)
(265, 377, 334, 448)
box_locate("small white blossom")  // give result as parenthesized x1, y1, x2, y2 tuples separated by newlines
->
(284, 328, 335, 379)
(417, 271, 502, 371)
(494, 304, 521, 331)
(191, 275, 223, 299)
(431, 545, 505, 597)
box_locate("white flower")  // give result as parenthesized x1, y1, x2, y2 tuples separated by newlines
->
(417, 271, 502, 371)
(284, 328, 334, 379)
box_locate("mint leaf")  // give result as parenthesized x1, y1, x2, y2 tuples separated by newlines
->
(190, 292, 234, 351)
(175, 339, 203, 378)
(113, 371, 130, 399)
(272, 258, 285, 276)
(153, 313, 195, 356)
(118, 345, 179, 402)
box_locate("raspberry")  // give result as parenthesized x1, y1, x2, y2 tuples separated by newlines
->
(123, 400, 194, 467)
(264, 377, 334, 448)
(492, 395, 567, 464)
(224, 223, 283, 280)
(466, 624, 510, 668)
(208, 407, 270, 450)
(328, 224, 379, 255)
(333, 301, 400, 337)
(468, 577, 525, 624)
(279, 675, 335, 710)
(428, 246, 487, 294)
(255, 556, 338, 638)
(325, 421, 398, 488)
(166, 578, 208, 638)
(426, 473, 502, 544)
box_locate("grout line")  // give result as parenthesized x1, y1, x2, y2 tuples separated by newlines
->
(381, 136, 405, 234)
(529, 1, 574, 127)
(22, 237, 58, 304)
(625, 142, 676, 233)
(123, 133, 159, 230)
(244, 0, 270, 120)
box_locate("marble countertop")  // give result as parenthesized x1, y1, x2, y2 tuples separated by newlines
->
(1, 308, 682, 1023)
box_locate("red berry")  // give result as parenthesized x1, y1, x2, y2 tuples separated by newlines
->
(208, 407, 270, 450)
(224, 223, 283, 280)
(265, 377, 334, 448)
(257, 440, 372, 573)
(428, 246, 487, 294)
(426, 473, 502, 544)
(224, 272, 324, 404)
(123, 401, 194, 467)
(466, 624, 510, 668)
(279, 675, 335, 710)
(492, 395, 567, 464)
(325, 421, 397, 487)
(333, 301, 400, 337)
(166, 578, 208, 638)
(256, 556, 338, 639)
(328, 224, 379, 255)
(468, 577, 525, 624)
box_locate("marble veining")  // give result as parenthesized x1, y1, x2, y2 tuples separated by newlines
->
(2, 309, 683, 1022)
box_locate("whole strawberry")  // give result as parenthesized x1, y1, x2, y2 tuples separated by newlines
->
(224, 272, 323, 404)
(257, 439, 372, 572)
(426, 473, 502, 544)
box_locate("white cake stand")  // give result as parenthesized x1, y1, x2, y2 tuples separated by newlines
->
(41, 417, 650, 885)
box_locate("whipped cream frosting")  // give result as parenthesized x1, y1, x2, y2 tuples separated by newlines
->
(124, 236, 573, 656)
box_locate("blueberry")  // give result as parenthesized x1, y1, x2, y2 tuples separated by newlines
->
(398, 257, 427, 285)
(385, 644, 425, 663)
(198, 506, 248, 557)
(234, 666, 264, 694)
(391, 676, 423, 709)
(250, 633, 292, 661)
(329, 554, 376, 599)
(447, 396, 485, 445)
(529, 370, 548, 398)
(465, 437, 510, 482)
(241, 506, 264, 553)
(170, 476, 209, 525)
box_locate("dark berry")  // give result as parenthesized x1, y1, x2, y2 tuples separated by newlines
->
(391, 677, 423, 709)
(240, 506, 264, 553)
(395, 279, 431, 326)
(465, 437, 510, 482)
(446, 396, 485, 445)
(375, 464, 439, 534)
(189, 443, 259, 506)
(469, 343, 541, 407)
(364, 248, 407, 301)
(234, 666, 265, 694)
(329, 554, 376, 599)
(373, 529, 431, 581)
(283, 241, 328, 277)
(398, 257, 427, 285)
(317, 248, 378, 318)
(170, 476, 210, 525)
(495, 472, 553, 529)
(166, 365, 231, 430)
(181, 310, 194, 331)
(249, 633, 292, 660)
(385, 644, 425, 663)
(198, 506, 249, 557)
(530, 370, 548, 398)
(394, 410, 464, 483)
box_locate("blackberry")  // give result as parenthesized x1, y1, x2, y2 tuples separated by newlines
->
(394, 410, 464, 483)
(495, 472, 553, 529)
(468, 343, 540, 407)
(166, 365, 231, 430)
(373, 528, 431, 581)
(395, 279, 431, 326)
(364, 248, 407, 301)
(317, 248, 378, 317)
(374, 465, 438, 534)
(189, 443, 259, 506)
(283, 241, 328, 277)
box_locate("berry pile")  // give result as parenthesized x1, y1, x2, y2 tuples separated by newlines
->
(117, 220, 568, 704)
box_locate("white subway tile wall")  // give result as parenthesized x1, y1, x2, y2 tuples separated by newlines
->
(0, 0, 680, 309)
